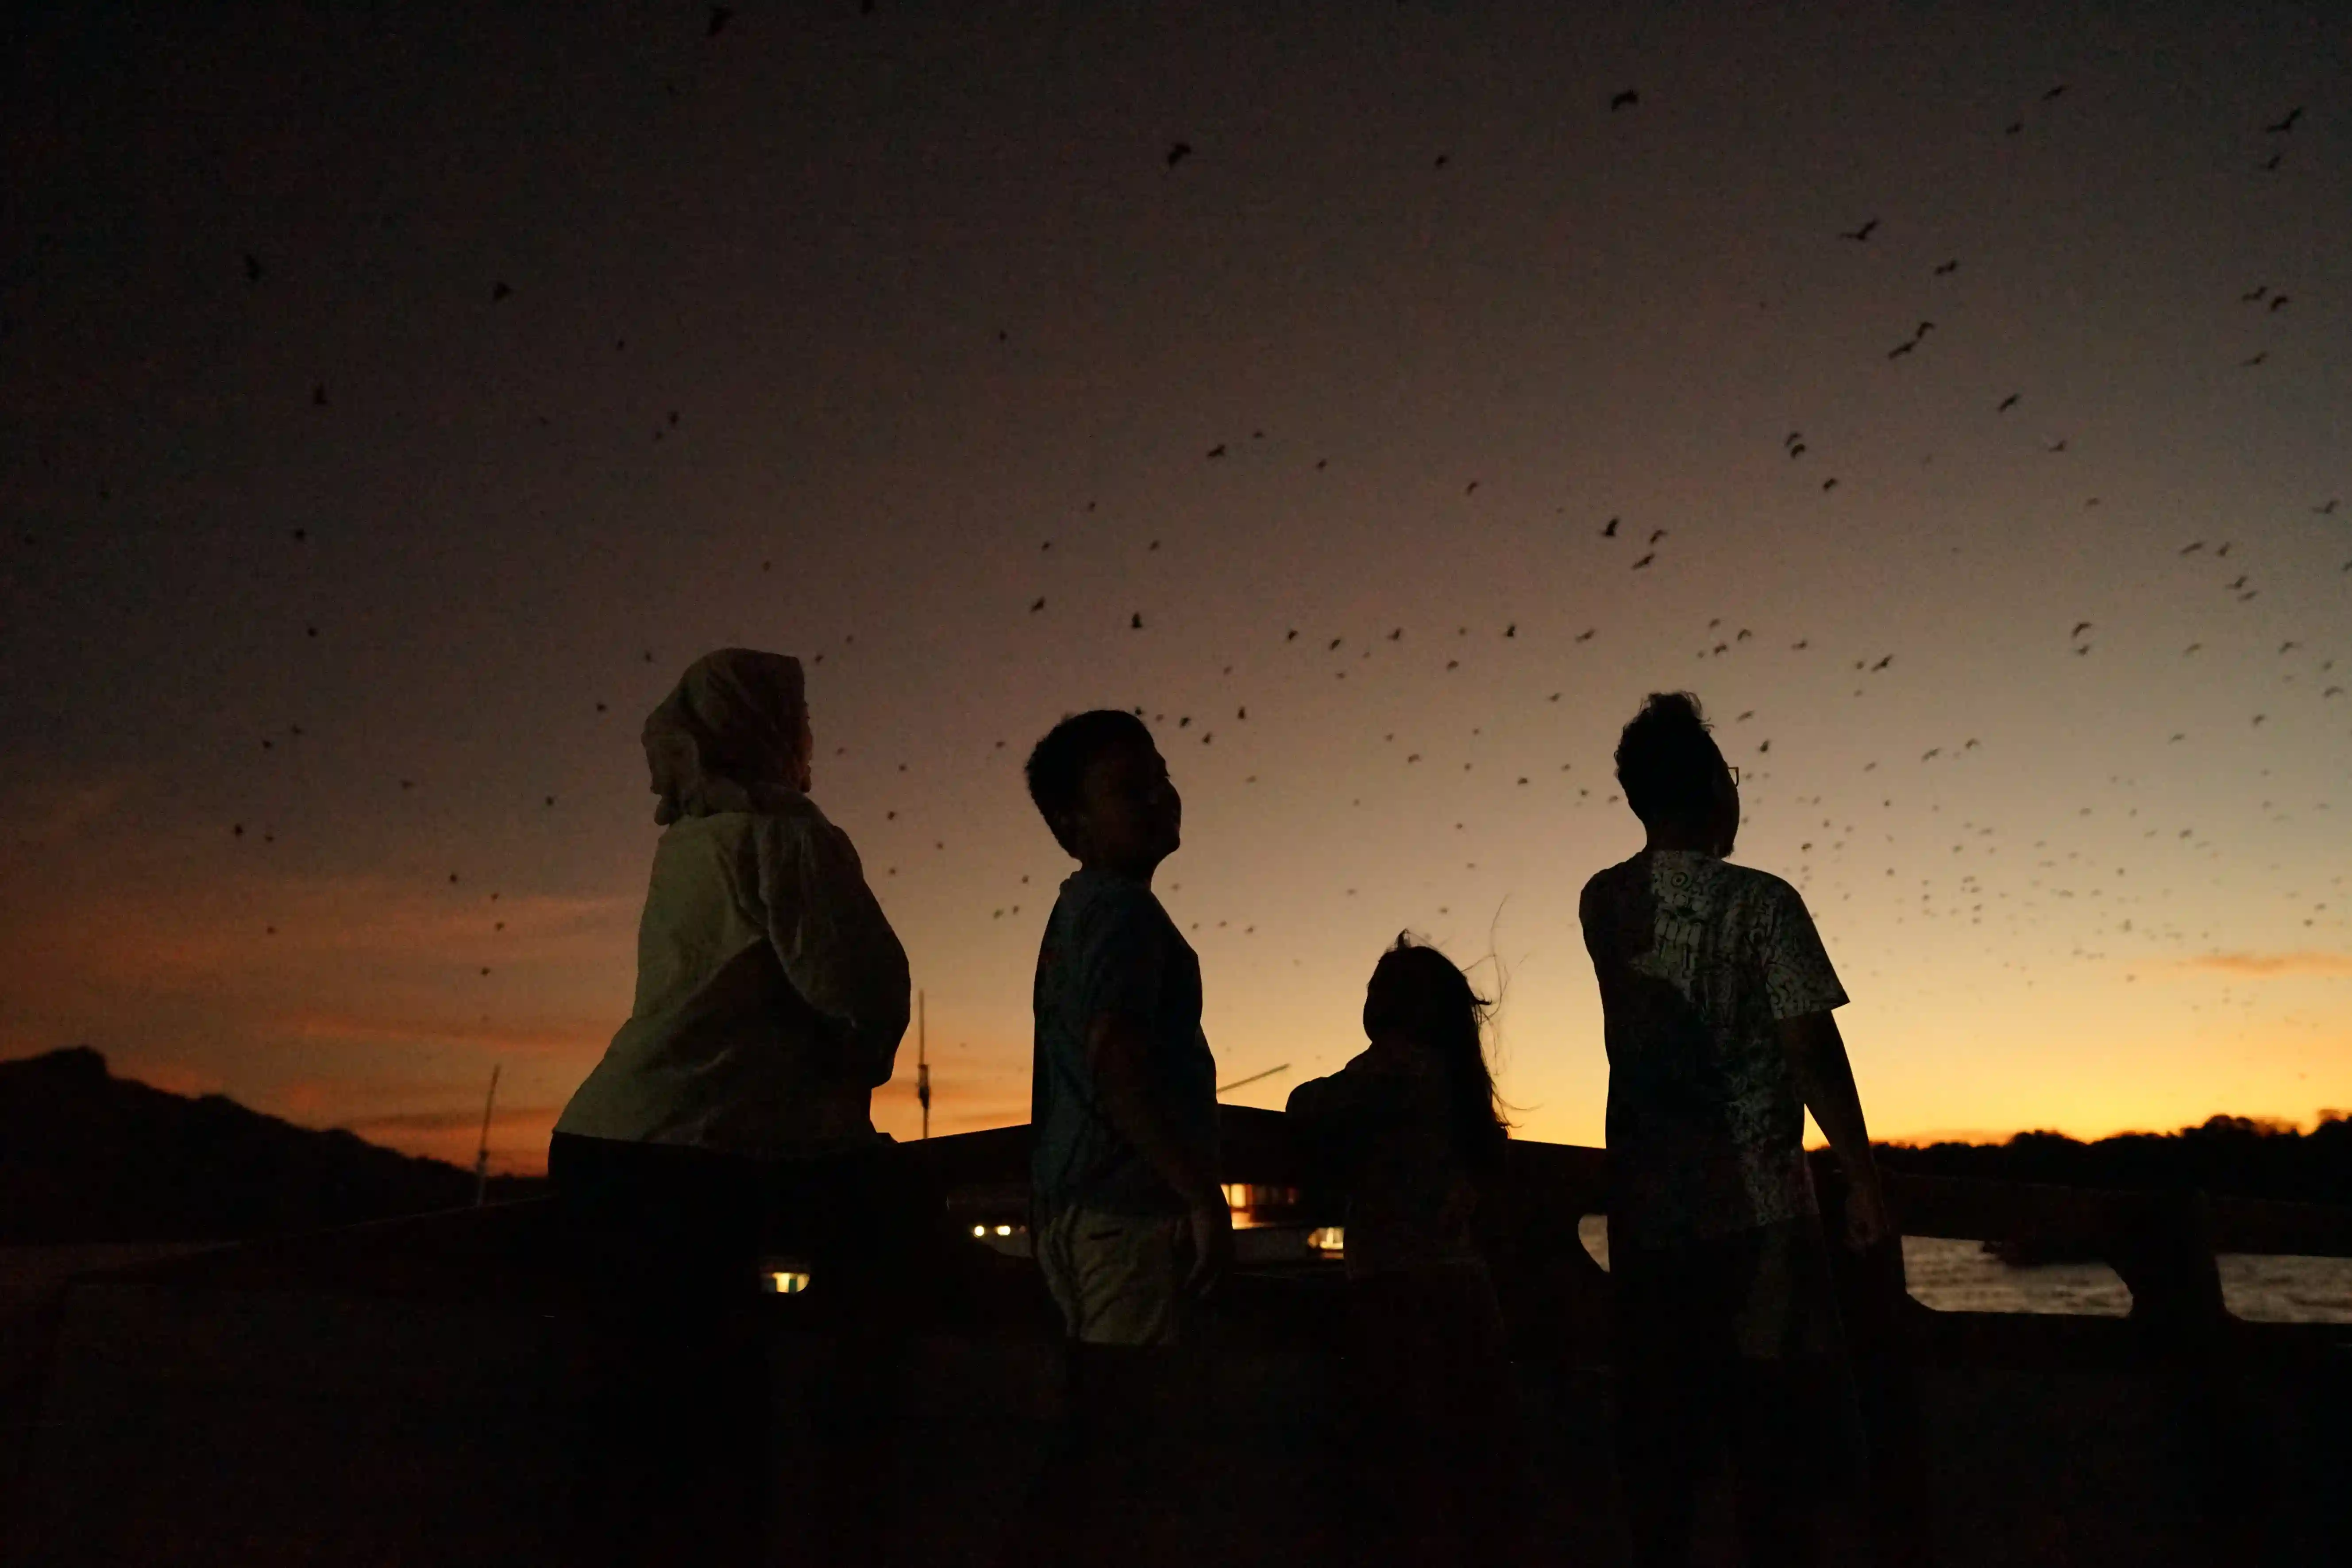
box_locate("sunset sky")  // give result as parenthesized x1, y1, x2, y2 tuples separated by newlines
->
(4, 2, 2347, 1174)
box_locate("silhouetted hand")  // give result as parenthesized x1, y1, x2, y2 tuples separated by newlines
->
(1184, 1196, 1234, 1296)
(1843, 1178, 1893, 1252)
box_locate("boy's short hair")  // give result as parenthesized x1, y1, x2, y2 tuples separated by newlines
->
(1025, 709, 1154, 854)
(1614, 691, 1726, 826)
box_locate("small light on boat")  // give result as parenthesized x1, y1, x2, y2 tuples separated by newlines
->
(766, 1271, 811, 1294)
(995, 1224, 1014, 1237)
(973, 1225, 988, 1237)
(1307, 1227, 1346, 1256)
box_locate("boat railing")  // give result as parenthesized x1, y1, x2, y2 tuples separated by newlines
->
(914, 1105, 2352, 1361)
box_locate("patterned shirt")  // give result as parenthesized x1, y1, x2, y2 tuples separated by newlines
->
(1579, 850, 1848, 1244)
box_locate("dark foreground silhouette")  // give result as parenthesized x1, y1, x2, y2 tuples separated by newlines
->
(4, 1105, 2350, 1566)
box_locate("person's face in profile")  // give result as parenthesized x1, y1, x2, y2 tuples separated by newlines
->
(1362, 955, 1424, 1042)
(1067, 736, 1181, 875)
(790, 705, 814, 793)
(1705, 752, 1739, 856)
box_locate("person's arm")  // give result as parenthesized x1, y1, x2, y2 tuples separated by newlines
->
(1282, 1072, 1353, 1177)
(1090, 1011, 1232, 1294)
(1282, 1075, 1341, 1221)
(1777, 1010, 1890, 1249)
(1761, 880, 1889, 1250)
(760, 814, 912, 1088)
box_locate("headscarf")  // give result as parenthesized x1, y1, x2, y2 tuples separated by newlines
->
(642, 649, 808, 825)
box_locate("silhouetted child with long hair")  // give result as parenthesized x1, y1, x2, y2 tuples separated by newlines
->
(1288, 935, 1513, 1567)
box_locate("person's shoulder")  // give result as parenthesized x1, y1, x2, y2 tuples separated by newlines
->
(740, 791, 859, 864)
(695, 786, 824, 836)
(1581, 853, 1636, 887)
(751, 785, 829, 830)
(1720, 861, 1813, 917)
(1580, 854, 1643, 904)
(1351, 1041, 1434, 1080)
(1286, 1048, 1383, 1114)
(1720, 859, 1800, 899)
(661, 809, 764, 857)
(1284, 1072, 1333, 1118)
(1063, 868, 1169, 928)
(1328, 1044, 1396, 1079)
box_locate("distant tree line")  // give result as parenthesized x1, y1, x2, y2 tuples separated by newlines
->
(7, 1044, 2346, 1244)
(1874, 1113, 2352, 1207)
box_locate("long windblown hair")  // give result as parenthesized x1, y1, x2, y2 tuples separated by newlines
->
(1374, 935, 1511, 1174)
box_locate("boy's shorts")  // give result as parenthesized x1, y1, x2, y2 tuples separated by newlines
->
(1610, 1214, 1870, 1480)
(1611, 1213, 1847, 1363)
(1035, 1204, 1192, 1346)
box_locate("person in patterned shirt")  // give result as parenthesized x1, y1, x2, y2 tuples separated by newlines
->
(1581, 691, 1889, 1568)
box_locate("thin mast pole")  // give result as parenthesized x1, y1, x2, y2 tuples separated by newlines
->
(916, 990, 930, 1140)
(472, 1064, 501, 1207)
(1215, 1062, 1290, 1095)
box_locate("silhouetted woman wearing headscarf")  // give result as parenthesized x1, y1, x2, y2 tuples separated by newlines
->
(550, 647, 914, 1568)
(555, 647, 909, 1168)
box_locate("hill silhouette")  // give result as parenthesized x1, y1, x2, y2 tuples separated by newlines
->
(0, 1047, 546, 1244)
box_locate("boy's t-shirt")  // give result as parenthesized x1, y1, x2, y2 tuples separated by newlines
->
(1031, 867, 1220, 1217)
(1579, 850, 1848, 1246)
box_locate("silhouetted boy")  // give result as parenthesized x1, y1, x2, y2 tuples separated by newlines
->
(1581, 692, 1889, 1568)
(1024, 708, 1230, 1342)
(992, 711, 1231, 1568)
